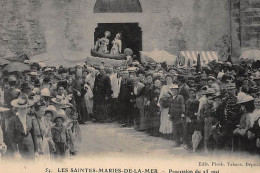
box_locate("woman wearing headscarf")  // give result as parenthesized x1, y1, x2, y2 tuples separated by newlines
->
(7, 96, 39, 160)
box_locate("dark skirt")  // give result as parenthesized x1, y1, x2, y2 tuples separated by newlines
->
(76, 98, 89, 122)
(18, 134, 35, 160)
(146, 103, 160, 129)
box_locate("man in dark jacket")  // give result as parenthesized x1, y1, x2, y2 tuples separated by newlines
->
(168, 84, 186, 147)
(118, 70, 133, 126)
(93, 65, 112, 122)
(178, 75, 190, 103)
(185, 88, 200, 148)
(3, 75, 20, 157)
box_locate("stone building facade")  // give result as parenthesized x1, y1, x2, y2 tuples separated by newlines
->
(0, 0, 259, 62)
(0, 0, 46, 57)
(231, 0, 260, 57)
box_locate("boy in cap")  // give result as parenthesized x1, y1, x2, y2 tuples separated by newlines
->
(51, 113, 70, 159)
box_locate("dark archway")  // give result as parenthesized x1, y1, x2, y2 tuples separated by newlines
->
(94, 0, 142, 13)
(94, 23, 142, 57)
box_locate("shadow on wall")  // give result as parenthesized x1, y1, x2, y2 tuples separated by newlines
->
(94, 0, 142, 13)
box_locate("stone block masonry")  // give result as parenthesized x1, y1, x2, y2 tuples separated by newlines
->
(239, 0, 260, 49)
(0, 0, 46, 58)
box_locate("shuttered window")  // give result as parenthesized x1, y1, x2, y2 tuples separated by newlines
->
(94, 0, 142, 13)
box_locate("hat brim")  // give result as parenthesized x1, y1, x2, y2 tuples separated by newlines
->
(52, 114, 67, 123)
(0, 107, 10, 112)
(237, 98, 254, 104)
(51, 98, 62, 104)
(45, 110, 56, 117)
(11, 99, 34, 108)
(61, 104, 72, 109)
(225, 87, 236, 90)
(51, 98, 71, 108)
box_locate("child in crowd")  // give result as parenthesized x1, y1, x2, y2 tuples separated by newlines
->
(67, 111, 82, 155)
(65, 107, 82, 156)
(51, 113, 70, 159)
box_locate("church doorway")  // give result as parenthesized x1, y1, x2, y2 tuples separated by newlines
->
(94, 23, 142, 57)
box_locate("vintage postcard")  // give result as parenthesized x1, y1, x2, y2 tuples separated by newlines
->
(0, 0, 260, 173)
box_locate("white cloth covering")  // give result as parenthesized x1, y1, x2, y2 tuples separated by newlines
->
(110, 73, 122, 99)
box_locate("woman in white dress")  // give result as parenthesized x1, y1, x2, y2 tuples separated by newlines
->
(110, 33, 122, 56)
(158, 74, 174, 138)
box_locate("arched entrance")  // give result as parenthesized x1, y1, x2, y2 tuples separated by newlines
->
(94, 23, 142, 56)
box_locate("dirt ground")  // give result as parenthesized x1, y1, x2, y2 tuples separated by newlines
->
(78, 122, 190, 158)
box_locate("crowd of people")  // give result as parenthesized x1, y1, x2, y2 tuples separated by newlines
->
(0, 56, 260, 160)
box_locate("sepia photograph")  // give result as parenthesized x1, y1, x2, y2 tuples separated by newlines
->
(0, 0, 260, 173)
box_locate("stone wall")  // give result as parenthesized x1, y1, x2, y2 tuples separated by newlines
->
(0, 0, 231, 62)
(231, 0, 241, 58)
(240, 0, 260, 50)
(0, 0, 46, 58)
(50, 0, 230, 59)
(230, 0, 260, 58)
